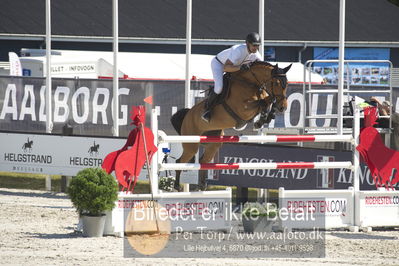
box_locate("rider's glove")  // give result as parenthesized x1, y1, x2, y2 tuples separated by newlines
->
(240, 64, 250, 71)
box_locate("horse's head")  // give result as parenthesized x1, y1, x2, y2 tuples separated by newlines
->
(243, 61, 291, 113)
(269, 63, 291, 113)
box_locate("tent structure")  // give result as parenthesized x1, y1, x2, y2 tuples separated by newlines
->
(19, 49, 324, 83)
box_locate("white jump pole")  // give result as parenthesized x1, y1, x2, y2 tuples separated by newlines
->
(353, 105, 360, 192)
(183, 0, 192, 193)
(112, 0, 119, 137)
(258, 0, 264, 60)
(337, 0, 346, 135)
(45, 0, 52, 134)
(185, 0, 192, 109)
(160, 161, 353, 171)
(151, 108, 160, 195)
(45, 0, 52, 191)
(159, 134, 353, 144)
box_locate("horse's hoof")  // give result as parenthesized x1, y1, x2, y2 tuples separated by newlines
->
(254, 121, 263, 129)
(198, 182, 208, 191)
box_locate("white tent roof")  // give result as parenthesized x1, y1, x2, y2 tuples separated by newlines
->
(20, 49, 324, 83)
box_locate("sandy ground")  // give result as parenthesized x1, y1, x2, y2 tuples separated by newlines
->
(1, 188, 399, 266)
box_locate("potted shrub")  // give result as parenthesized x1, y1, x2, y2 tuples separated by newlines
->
(67, 168, 118, 237)
(159, 176, 175, 192)
(242, 202, 277, 233)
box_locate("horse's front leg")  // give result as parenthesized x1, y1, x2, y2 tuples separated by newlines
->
(254, 100, 274, 129)
(198, 142, 223, 191)
(174, 143, 199, 191)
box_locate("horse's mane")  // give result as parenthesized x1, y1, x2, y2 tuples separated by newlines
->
(250, 61, 273, 67)
(248, 61, 288, 88)
(249, 61, 279, 74)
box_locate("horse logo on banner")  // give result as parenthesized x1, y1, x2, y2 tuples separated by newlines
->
(22, 138, 33, 152)
(88, 141, 100, 156)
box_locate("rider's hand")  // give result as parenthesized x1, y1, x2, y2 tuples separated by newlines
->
(240, 64, 250, 71)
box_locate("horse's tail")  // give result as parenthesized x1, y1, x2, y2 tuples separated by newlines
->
(171, 108, 190, 135)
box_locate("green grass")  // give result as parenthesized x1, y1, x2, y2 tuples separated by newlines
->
(0, 172, 62, 191)
(0, 172, 278, 203)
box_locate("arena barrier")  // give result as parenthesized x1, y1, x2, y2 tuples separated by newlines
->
(355, 190, 399, 228)
(150, 108, 360, 231)
(104, 189, 232, 236)
(107, 106, 398, 234)
(105, 108, 233, 235)
(279, 187, 355, 230)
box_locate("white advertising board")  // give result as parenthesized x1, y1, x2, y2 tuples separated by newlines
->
(356, 190, 399, 227)
(0, 132, 147, 179)
(105, 189, 232, 235)
(278, 187, 355, 229)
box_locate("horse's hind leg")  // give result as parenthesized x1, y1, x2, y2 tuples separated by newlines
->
(174, 143, 200, 191)
(198, 142, 223, 190)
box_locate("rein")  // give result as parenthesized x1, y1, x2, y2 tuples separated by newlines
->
(249, 68, 287, 101)
(220, 66, 287, 128)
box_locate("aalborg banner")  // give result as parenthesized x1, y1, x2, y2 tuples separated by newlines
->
(0, 76, 397, 137)
(0, 76, 189, 136)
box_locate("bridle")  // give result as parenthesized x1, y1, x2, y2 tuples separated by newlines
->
(248, 66, 288, 108)
(220, 64, 288, 129)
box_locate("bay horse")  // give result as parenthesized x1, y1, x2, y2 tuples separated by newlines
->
(171, 61, 291, 190)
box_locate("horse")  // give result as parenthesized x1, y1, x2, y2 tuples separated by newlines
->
(170, 61, 291, 190)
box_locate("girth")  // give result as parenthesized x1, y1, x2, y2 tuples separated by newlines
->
(218, 72, 268, 129)
(221, 101, 258, 129)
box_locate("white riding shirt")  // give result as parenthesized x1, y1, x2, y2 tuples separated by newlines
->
(216, 44, 262, 65)
(211, 44, 262, 94)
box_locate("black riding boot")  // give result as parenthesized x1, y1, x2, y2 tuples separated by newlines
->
(201, 91, 219, 123)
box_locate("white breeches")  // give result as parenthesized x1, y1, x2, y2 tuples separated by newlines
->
(211, 57, 224, 94)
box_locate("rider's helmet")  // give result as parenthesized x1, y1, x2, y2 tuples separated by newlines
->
(246, 32, 261, 45)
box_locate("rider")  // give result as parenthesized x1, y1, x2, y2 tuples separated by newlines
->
(201, 32, 263, 122)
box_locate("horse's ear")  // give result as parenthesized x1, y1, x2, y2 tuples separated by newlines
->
(283, 64, 292, 73)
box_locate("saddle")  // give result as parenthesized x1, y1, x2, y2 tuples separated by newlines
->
(206, 73, 231, 103)
(207, 71, 269, 129)
(217, 73, 255, 129)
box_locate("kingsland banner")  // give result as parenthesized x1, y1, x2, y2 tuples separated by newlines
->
(209, 144, 378, 190)
(0, 76, 397, 137)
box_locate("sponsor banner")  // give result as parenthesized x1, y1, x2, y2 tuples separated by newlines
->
(0, 76, 192, 136)
(209, 143, 379, 190)
(0, 76, 397, 136)
(279, 190, 354, 229)
(313, 48, 390, 86)
(0, 132, 129, 176)
(356, 191, 399, 227)
(115, 194, 231, 233)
